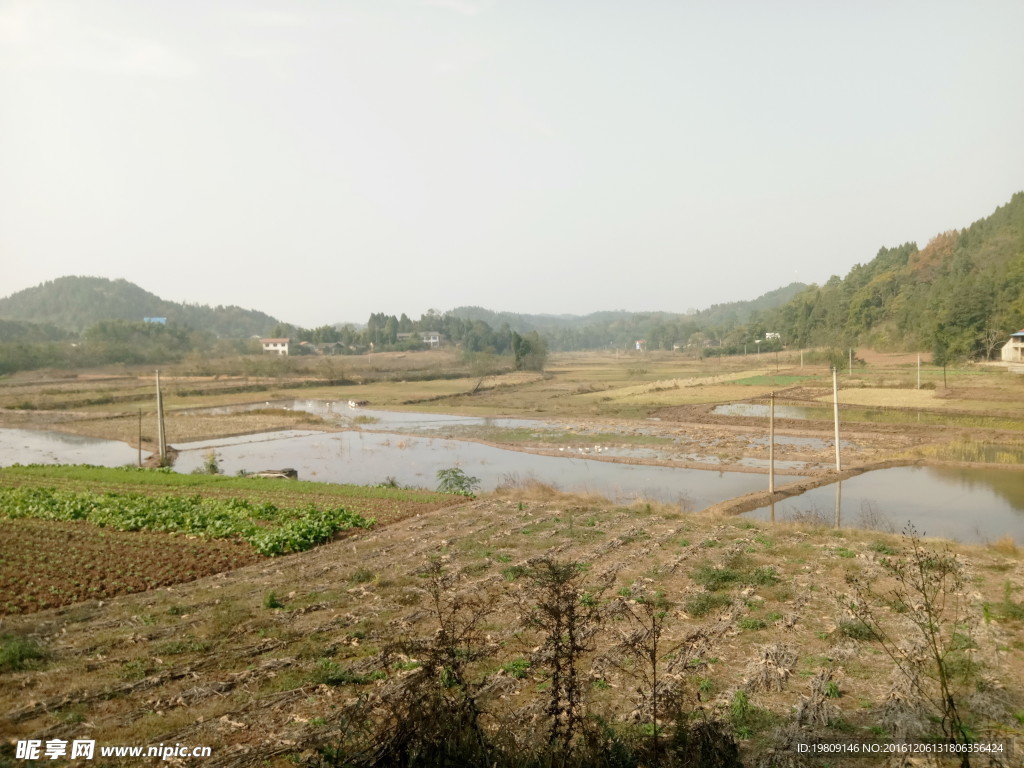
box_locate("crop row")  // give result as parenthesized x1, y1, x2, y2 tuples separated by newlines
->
(0, 486, 374, 556)
(1, 518, 260, 614)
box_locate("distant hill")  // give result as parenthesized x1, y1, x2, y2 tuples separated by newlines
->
(0, 276, 281, 338)
(449, 285, 809, 351)
(451, 285, 808, 335)
(691, 282, 809, 328)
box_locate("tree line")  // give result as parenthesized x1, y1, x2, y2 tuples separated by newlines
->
(0, 312, 549, 375)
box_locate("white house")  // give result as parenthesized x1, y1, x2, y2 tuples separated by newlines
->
(398, 331, 442, 348)
(1001, 330, 1024, 362)
(260, 338, 291, 356)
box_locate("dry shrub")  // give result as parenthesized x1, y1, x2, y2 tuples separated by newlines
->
(627, 496, 690, 515)
(793, 670, 840, 727)
(786, 507, 831, 528)
(491, 473, 606, 506)
(743, 644, 797, 693)
(879, 668, 930, 740)
(753, 723, 812, 768)
(857, 501, 896, 533)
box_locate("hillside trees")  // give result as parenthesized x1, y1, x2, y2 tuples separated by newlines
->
(762, 192, 1024, 356)
(83, 320, 200, 365)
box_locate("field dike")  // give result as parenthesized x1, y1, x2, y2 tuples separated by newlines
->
(702, 459, 925, 517)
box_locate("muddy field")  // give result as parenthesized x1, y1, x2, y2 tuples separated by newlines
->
(3, 353, 1023, 481)
(0, 518, 262, 614)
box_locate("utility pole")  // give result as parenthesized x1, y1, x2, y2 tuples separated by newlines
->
(769, 391, 775, 494)
(155, 370, 167, 464)
(917, 353, 921, 389)
(848, 348, 853, 376)
(137, 409, 142, 467)
(832, 367, 841, 472)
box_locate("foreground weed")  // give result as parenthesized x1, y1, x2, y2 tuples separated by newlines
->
(842, 527, 978, 757)
(312, 659, 385, 686)
(0, 633, 48, 673)
(685, 593, 732, 617)
(520, 558, 610, 755)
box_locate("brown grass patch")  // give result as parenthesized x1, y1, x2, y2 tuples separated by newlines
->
(989, 535, 1019, 556)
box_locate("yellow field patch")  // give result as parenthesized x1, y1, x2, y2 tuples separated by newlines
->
(576, 373, 774, 406)
(816, 389, 942, 408)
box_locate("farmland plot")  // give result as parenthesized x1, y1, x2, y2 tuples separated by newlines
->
(0, 465, 465, 615)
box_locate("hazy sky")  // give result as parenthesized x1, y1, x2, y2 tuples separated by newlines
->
(2, 1, 1022, 327)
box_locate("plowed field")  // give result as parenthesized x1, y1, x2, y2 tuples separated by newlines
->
(0, 518, 262, 614)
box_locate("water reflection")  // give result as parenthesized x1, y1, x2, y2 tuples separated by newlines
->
(0, 428, 139, 467)
(747, 467, 1024, 543)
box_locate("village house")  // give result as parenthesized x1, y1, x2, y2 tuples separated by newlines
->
(1001, 329, 1024, 363)
(314, 342, 343, 355)
(397, 331, 443, 348)
(260, 338, 291, 356)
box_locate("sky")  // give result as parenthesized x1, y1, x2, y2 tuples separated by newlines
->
(2, 0, 1022, 328)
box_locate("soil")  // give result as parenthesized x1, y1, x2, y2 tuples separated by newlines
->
(2, 494, 1022, 767)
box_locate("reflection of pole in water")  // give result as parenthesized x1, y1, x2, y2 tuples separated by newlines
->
(770, 500, 775, 525)
(768, 391, 775, 494)
(834, 480, 842, 528)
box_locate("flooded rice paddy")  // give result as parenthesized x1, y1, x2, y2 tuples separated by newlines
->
(2, 398, 1021, 542)
(170, 429, 774, 511)
(189, 401, 834, 471)
(0, 425, 776, 511)
(0, 428, 139, 467)
(743, 466, 1024, 544)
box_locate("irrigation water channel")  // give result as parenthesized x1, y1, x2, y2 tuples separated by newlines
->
(1, 400, 1021, 543)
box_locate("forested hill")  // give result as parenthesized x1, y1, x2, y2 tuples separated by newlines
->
(690, 282, 808, 328)
(449, 284, 808, 351)
(765, 191, 1024, 359)
(0, 276, 280, 338)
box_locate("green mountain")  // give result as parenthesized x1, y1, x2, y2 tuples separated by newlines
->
(766, 191, 1024, 358)
(0, 276, 281, 338)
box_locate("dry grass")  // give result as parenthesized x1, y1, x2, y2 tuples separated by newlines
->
(824, 388, 943, 408)
(989, 535, 1020, 556)
(575, 377, 777, 407)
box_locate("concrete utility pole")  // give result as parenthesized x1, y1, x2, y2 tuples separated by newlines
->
(848, 348, 853, 376)
(832, 367, 841, 472)
(155, 370, 167, 464)
(917, 353, 921, 389)
(769, 391, 775, 494)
